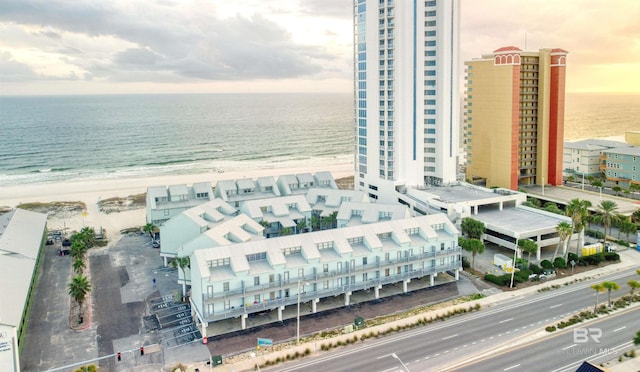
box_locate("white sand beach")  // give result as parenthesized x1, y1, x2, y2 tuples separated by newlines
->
(0, 163, 354, 245)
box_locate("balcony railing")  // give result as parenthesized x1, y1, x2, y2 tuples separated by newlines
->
(202, 262, 461, 322)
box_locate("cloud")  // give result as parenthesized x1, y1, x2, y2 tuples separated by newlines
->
(0, 0, 336, 84)
(0, 51, 38, 81)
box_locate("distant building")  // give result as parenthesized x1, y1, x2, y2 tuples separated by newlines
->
(563, 139, 630, 178)
(354, 0, 461, 203)
(214, 176, 281, 208)
(464, 46, 568, 190)
(0, 209, 47, 372)
(626, 131, 640, 146)
(146, 182, 214, 226)
(602, 146, 640, 187)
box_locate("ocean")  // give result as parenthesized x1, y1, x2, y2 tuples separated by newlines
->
(0, 93, 638, 187)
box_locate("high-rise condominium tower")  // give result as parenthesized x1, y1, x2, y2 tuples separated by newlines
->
(354, 0, 460, 203)
(464, 46, 568, 190)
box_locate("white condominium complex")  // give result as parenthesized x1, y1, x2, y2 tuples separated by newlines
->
(354, 0, 460, 203)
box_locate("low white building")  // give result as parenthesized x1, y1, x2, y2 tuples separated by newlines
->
(214, 176, 281, 208)
(146, 182, 214, 226)
(189, 213, 461, 336)
(0, 209, 47, 372)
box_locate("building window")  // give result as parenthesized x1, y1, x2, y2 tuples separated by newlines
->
(323, 264, 329, 273)
(363, 257, 368, 265)
(254, 295, 261, 304)
(224, 300, 230, 310)
(223, 282, 229, 292)
(254, 276, 260, 286)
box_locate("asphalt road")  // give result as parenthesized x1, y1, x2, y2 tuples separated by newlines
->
(267, 269, 639, 372)
(453, 306, 639, 372)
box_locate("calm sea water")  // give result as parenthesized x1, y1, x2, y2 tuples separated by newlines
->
(0, 93, 353, 186)
(0, 93, 638, 187)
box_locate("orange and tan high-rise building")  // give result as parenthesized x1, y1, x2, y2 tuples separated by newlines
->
(464, 46, 568, 190)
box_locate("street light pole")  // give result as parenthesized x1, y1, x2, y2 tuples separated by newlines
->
(296, 279, 301, 345)
(391, 353, 410, 372)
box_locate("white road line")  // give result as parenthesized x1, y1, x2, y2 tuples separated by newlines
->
(497, 333, 502, 337)
(613, 326, 626, 332)
(441, 334, 458, 340)
(480, 339, 485, 342)
(562, 344, 577, 351)
(489, 336, 494, 339)
(435, 353, 440, 357)
(499, 318, 514, 323)
(424, 356, 430, 360)
(463, 344, 468, 348)
(504, 364, 521, 371)
(549, 303, 563, 309)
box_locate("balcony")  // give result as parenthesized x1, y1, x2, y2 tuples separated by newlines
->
(202, 261, 462, 322)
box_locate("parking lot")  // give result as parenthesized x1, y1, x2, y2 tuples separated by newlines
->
(20, 233, 209, 371)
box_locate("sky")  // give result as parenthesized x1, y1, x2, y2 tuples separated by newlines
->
(1, 0, 639, 95)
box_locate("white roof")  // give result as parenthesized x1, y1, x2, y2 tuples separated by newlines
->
(193, 182, 212, 194)
(0, 209, 47, 327)
(168, 184, 189, 198)
(192, 213, 457, 278)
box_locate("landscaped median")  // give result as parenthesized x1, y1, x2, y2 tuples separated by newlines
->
(439, 293, 640, 371)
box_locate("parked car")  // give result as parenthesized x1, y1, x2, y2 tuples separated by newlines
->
(152, 240, 160, 249)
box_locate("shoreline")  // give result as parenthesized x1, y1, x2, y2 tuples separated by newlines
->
(1, 163, 354, 245)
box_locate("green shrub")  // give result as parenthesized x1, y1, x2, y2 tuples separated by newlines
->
(553, 257, 567, 269)
(604, 252, 620, 261)
(545, 326, 557, 332)
(461, 256, 471, 269)
(615, 240, 630, 247)
(484, 274, 508, 286)
(567, 252, 579, 263)
(540, 259, 553, 269)
(528, 263, 543, 275)
(515, 269, 532, 283)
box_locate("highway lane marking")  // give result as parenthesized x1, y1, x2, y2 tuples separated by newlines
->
(499, 318, 513, 323)
(549, 303, 563, 309)
(504, 364, 521, 371)
(613, 326, 626, 332)
(463, 344, 468, 348)
(562, 344, 577, 351)
(441, 334, 458, 340)
(498, 333, 502, 337)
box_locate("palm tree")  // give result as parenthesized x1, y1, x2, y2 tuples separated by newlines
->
(460, 237, 485, 270)
(596, 200, 619, 245)
(602, 281, 620, 307)
(619, 220, 637, 242)
(143, 223, 156, 240)
(566, 198, 592, 257)
(591, 283, 605, 313)
(73, 257, 86, 274)
(280, 226, 293, 236)
(461, 217, 486, 239)
(554, 222, 573, 260)
(627, 280, 640, 296)
(296, 219, 307, 234)
(612, 185, 622, 196)
(70, 239, 87, 260)
(519, 239, 538, 264)
(171, 256, 191, 297)
(68, 274, 91, 322)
